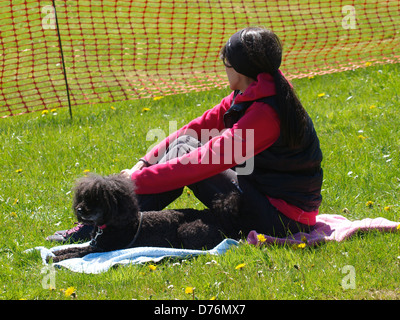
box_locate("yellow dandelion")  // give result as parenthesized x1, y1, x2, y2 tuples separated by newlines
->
(185, 287, 194, 294)
(369, 105, 377, 109)
(210, 296, 216, 300)
(365, 62, 372, 67)
(257, 234, 266, 243)
(83, 169, 90, 175)
(317, 93, 325, 97)
(50, 109, 57, 113)
(10, 212, 17, 218)
(41, 110, 49, 115)
(235, 263, 246, 270)
(308, 75, 315, 79)
(358, 135, 367, 140)
(297, 243, 306, 249)
(366, 201, 374, 207)
(148, 264, 157, 271)
(142, 107, 150, 112)
(384, 206, 391, 211)
(153, 96, 163, 101)
(64, 286, 76, 297)
(397, 224, 400, 231)
(15, 169, 23, 173)
(111, 106, 116, 110)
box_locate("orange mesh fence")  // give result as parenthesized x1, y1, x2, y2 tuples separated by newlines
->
(1, 0, 400, 118)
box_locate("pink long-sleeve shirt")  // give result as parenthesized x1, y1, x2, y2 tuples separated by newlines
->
(131, 73, 318, 225)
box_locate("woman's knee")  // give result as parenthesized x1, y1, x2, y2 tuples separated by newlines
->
(174, 135, 202, 148)
(159, 135, 202, 163)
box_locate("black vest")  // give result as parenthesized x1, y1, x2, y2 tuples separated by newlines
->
(224, 91, 323, 212)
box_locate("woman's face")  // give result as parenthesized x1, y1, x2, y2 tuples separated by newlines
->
(225, 65, 241, 91)
(225, 64, 255, 93)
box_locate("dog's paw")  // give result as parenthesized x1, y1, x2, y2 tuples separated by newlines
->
(45, 254, 59, 263)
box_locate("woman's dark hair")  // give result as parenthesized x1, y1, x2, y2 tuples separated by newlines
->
(220, 27, 308, 148)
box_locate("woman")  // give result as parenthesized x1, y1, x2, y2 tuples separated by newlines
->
(48, 27, 323, 243)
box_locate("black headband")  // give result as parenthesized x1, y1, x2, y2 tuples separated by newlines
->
(224, 29, 260, 80)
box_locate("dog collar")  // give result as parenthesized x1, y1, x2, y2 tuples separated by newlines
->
(89, 212, 143, 249)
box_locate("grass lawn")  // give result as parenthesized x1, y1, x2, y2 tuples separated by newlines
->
(1, 62, 400, 300)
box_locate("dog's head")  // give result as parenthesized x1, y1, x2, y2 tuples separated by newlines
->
(72, 174, 139, 228)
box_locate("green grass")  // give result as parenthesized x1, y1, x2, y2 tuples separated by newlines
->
(1, 63, 400, 300)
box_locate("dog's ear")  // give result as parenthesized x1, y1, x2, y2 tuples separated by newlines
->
(104, 174, 140, 227)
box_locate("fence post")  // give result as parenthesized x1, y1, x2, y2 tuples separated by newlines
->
(52, 0, 73, 119)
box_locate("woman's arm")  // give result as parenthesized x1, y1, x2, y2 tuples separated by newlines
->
(131, 101, 280, 194)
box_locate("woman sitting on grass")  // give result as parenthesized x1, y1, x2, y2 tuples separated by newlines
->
(47, 26, 323, 243)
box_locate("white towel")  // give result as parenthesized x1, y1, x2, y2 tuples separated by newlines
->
(30, 239, 239, 274)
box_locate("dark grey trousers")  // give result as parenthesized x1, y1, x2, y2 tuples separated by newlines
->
(137, 135, 313, 237)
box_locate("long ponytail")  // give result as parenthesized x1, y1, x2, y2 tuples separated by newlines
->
(273, 70, 307, 148)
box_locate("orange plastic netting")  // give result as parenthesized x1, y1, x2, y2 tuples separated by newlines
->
(1, 0, 399, 117)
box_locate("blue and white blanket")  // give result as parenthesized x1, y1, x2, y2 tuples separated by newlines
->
(30, 239, 239, 274)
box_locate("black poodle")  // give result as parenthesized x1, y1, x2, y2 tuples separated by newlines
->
(48, 174, 243, 262)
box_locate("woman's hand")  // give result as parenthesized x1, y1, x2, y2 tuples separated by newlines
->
(120, 160, 148, 179)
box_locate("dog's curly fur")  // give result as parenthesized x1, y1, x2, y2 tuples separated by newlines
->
(49, 174, 243, 262)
